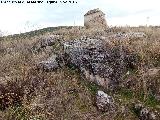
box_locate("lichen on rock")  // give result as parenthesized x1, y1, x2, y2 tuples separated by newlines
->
(62, 37, 138, 89)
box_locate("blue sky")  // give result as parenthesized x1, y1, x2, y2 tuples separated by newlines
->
(0, 0, 160, 35)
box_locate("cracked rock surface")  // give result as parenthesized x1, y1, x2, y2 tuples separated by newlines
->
(62, 38, 137, 89)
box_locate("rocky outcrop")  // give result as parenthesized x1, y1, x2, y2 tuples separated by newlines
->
(37, 36, 138, 89)
(63, 38, 138, 89)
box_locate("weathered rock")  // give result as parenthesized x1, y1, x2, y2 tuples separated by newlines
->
(37, 55, 59, 71)
(63, 38, 138, 89)
(31, 35, 61, 53)
(140, 107, 150, 119)
(96, 90, 115, 112)
(134, 103, 156, 120)
(39, 35, 59, 48)
(145, 68, 160, 102)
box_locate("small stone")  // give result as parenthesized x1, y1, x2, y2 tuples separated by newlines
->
(96, 90, 115, 112)
(140, 108, 150, 120)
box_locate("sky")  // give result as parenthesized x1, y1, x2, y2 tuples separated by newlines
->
(0, 0, 160, 35)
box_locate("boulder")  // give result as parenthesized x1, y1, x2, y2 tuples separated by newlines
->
(63, 38, 138, 89)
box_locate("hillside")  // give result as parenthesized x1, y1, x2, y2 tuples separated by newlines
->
(0, 26, 160, 120)
(0, 26, 83, 40)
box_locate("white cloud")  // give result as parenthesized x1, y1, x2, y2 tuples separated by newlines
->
(0, 0, 160, 35)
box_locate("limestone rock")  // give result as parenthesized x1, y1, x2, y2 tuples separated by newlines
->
(63, 38, 138, 89)
(37, 55, 59, 71)
(134, 103, 156, 120)
(39, 35, 59, 48)
(145, 68, 160, 102)
(31, 35, 61, 53)
(96, 90, 115, 112)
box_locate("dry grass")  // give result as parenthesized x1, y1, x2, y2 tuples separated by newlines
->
(0, 26, 159, 120)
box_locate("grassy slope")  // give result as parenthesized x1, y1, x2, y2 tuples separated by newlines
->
(0, 26, 160, 120)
